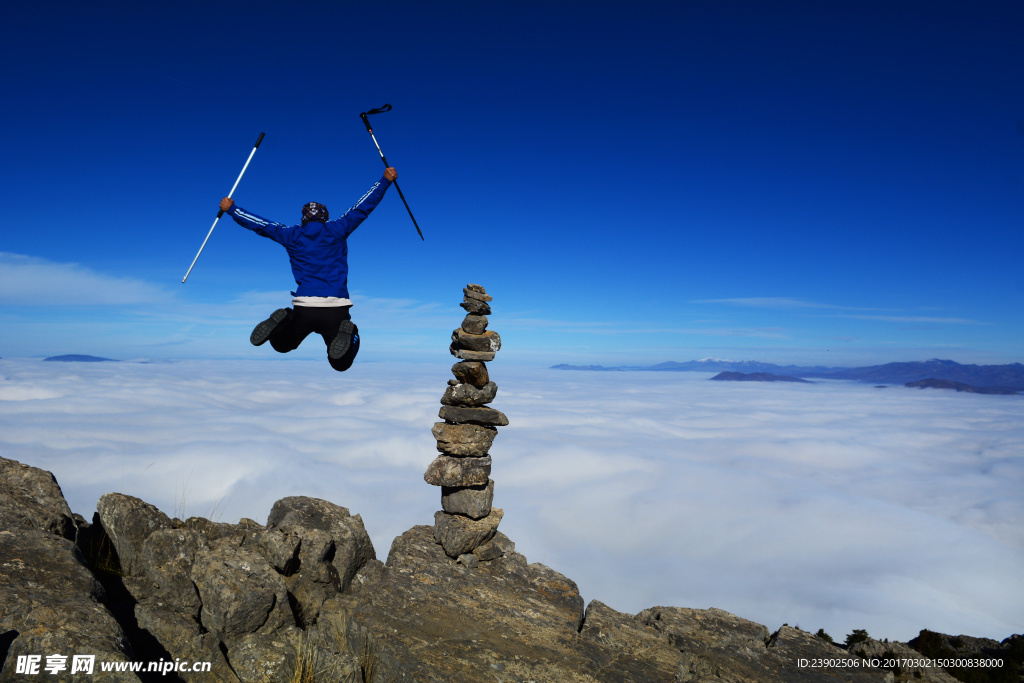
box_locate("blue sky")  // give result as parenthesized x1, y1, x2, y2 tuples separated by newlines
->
(2, 1, 1022, 366)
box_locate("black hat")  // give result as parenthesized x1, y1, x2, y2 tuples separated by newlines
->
(301, 202, 329, 225)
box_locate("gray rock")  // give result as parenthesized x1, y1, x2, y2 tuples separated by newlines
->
(258, 498, 375, 627)
(178, 516, 260, 544)
(96, 492, 173, 576)
(578, 600, 688, 681)
(190, 543, 294, 642)
(438, 404, 509, 426)
(449, 346, 496, 361)
(423, 455, 491, 487)
(909, 629, 1015, 669)
(292, 605, 363, 683)
(0, 456, 76, 540)
(226, 628, 302, 683)
(461, 313, 488, 334)
(432, 422, 497, 456)
(638, 608, 892, 682)
(433, 508, 504, 557)
(451, 360, 490, 387)
(767, 626, 894, 682)
(849, 636, 959, 683)
(451, 328, 501, 353)
(133, 603, 238, 682)
(294, 527, 337, 578)
(350, 524, 588, 682)
(459, 298, 491, 315)
(0, 456, 935, 683)
(0, 530, 106, 609)
(348, 558, 386, 595)
(440, 380, 498, 407)
(463, 286, 493, 302)
(137, 528, 207, 618)
(441, 479, 495, 519)
(490, 530, 517, 556)
(456, 553, 479, 568)
(266, 496, 376, 593)
(254, 527, 300, 575)
(0, 528, 138, 682)
(281, 529, 343, 626)
(471, 538, 503, 562)
(256, 525, 339, 627)
(639, 606, 773, 682)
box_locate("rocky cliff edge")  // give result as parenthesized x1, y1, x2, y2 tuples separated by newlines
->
(4, 456, 1020, 682)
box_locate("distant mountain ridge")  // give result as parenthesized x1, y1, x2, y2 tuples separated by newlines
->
(552, 358, 1024, 390)
(905, 378, 1019, 395)
(711, 372, 812, 384)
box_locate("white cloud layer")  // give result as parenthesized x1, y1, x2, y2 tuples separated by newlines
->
(0, 252, 173, 306)
(0, 358, 1020, 643)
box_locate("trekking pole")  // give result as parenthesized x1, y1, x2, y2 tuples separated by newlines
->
(360, 105, 424, 240)
(182, 132, 266, 283)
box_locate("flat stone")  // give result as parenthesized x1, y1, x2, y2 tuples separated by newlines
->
(423, 455, 491, 487)
(451, 347, 495, 361)
(451, 329, 501, 353)
(438, 405, 509, 426)
(472, 539, 504, 561)
(490, 531, 517, 557)
(457, 553, 479, 568)
(441, 381, 498, 407)
(433, 508, 503, 558)
(463, 287, 493, 302)
(466, 283, 487, 294)
(441, 479, 495, 519)
(451, 361, 489, 387)
(432, 422, 497, 456)
(461, 314, 488, 334)
(459, 299, 491, 315)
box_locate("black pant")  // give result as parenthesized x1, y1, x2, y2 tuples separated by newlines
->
(268, 306, 360, 372)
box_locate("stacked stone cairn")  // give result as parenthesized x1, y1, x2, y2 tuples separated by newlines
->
(423, 284, 508, 567)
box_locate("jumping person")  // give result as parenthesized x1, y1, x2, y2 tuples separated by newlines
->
(220, 167, 397, 371)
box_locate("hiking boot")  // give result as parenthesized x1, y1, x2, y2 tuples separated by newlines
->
(251, 309, 290, 346)
(328, 320, 357, 359)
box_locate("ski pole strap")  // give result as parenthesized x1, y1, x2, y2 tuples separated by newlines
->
(365, 104, 392, 115)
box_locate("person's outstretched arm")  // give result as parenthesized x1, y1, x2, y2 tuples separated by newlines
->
(220, 197, 289, 244)
(330, 168, 396, 239)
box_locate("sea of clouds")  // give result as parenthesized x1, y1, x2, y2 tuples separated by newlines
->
(0, 357, 1021, 643)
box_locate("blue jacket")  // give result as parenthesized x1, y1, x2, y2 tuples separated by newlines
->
(228, 176, 391, 298)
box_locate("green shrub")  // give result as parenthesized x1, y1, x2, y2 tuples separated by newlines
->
(845, 629, 869, 647)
